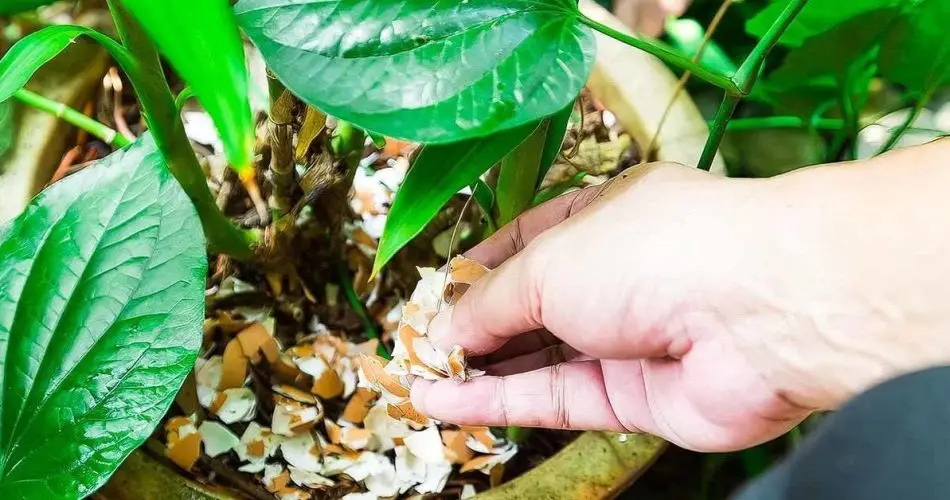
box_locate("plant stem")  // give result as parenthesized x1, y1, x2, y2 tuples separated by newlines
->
(13, 88, 131, 148)
(732, 0, 810, 95)
(577, 14, 740, 96)
(106, 0, 256, 259)
(724, 116, 844, 131)
(337, 262, 390, 359)
(266, 73, 297, 215)
(875, 87, 939, 156)
(697, 0, 810, 170)
(697, 93, 739, 171)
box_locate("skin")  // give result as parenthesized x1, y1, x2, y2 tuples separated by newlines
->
(410, 138, 950, 452)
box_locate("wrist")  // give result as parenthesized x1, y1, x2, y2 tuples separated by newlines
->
(732, 139, 950, 410)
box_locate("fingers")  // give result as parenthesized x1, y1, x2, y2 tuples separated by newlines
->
(464, 186, 601, 268)
(483, 343, 589, 377)
(411, 361, 627, 431)
(427, 247, 544, 354)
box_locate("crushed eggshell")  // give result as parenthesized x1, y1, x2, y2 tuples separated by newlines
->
(281, 432, 323, 473)
(263, 464, 291, 493)
(236, 423, 283, 473)
(237, 322, 281, 364)
(220, 338, 249, 390)
(441, 430, 474, 465)
(211, 387, 257, 424)
(461, 484, 477, 499)
(273, 396, 323, 436)
(198, 420, 240, 457)
(404, 426, 446, 464)
(342, 388, 376, 424)
(165, 414, 201, 471)
(288, 466, 335, 488)
(357, 256, 488, 426)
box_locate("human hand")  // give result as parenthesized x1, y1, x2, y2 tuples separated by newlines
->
(410, 140, 950, 452)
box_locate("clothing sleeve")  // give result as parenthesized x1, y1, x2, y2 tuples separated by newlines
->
(732, 365, 950, 500)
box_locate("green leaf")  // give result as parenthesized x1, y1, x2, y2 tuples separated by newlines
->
(235, 0, 595, 144)
(470, 178, 497, 235)
(665, 18, 739, 77)
(0, 100, 13, 163)
(879, 0, 950, 94)
(537, 102, 574, 187)
(0, 24, 255, 258)
(533, 171, 588, 206)
(0, 26, 134, 104)
(121, 0, 255, 179)
(373, 121, 539, 275)
(0, 0, 56, 15)
(767, 8, 899, 83)
(746, 0, 899, 47)
(496, 121, 548, 226)
(0, 133, 205, 498)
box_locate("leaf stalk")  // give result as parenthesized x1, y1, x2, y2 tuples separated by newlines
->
(13, 88, 130, 148)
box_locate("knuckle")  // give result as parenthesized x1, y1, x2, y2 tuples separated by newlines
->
(549, 364, 571, 429)
(494, 377, 512, 427)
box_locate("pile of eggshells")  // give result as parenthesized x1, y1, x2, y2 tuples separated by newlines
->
(164, 256, 517, 500)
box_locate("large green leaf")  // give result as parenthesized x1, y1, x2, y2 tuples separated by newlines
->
(121, 0, 255, 178)
(767, 8, 899, 83)
(746, 0, 899, 47)
(373, 121, 539, 275)
(0, 133, 205, 497)
(235, 0, 595, 144)
(0, 0, 56, 15)
(879, 0, 950, 94)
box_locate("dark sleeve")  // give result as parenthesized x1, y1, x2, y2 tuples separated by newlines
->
(733, 365, 950, 500)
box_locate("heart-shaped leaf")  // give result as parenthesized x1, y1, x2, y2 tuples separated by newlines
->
(373, 121, 540, 275)
(0, 134, 206, 498)
(235, 0, 595, 144)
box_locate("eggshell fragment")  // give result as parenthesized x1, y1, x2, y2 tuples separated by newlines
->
(198, 420, 240, 457)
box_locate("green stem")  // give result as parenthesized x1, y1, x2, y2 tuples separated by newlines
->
(13, 88, 131, 148)
(724, 116, 844, 132)
(697, 0, 810, 170)
(577, 14, 739, 95)
(875, 88, 938, 156)
(106, 0, 256, 259)
(697, 94, 739, 171)
(732, 0, 810, 95)
(337, 262, 390, 359)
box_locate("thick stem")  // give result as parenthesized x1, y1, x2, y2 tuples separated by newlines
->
(577, 14, 740, 95)
(266, 73, 297, 215)
(106, 0, 256, 259)
(14, 88, 130, 147)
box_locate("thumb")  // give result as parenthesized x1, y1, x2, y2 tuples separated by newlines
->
(428, 240, 551, 355)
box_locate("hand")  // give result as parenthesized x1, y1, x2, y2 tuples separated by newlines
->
(409, 140, 950, 452)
